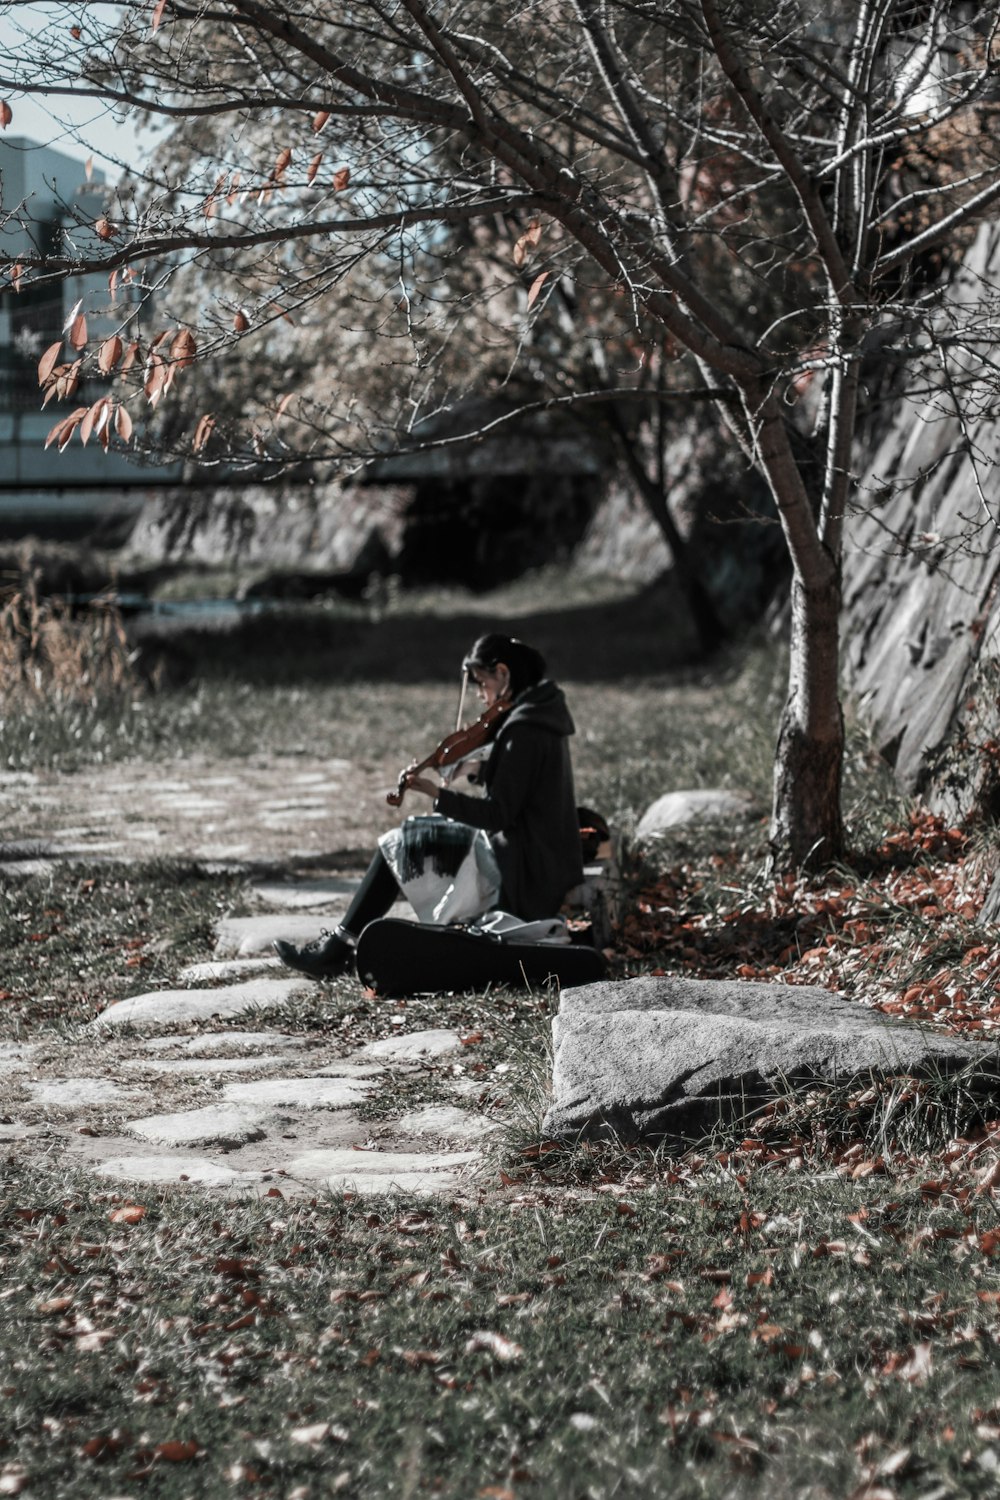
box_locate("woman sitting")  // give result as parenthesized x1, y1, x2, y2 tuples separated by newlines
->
(273, 632, 584, 979)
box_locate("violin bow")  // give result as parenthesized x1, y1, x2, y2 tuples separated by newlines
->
(454, 669, 469, 731)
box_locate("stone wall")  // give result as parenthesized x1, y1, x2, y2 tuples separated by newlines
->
(122, 481, 409, 576)
(841, 222, 1000, 824)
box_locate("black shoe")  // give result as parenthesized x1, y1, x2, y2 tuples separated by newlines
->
(272, 930, 354, 980)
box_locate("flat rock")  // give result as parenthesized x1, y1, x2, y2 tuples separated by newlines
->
(0, 859, 56, 878)
(636, 788, 759, 839)
(285, 1147, 479, 1195)
(310, 1061, 387, 1078)
(0, 1121, 42, 1139)
(177, 957, 283, 982)
(250, 878, 360, 910)
(25, 1077, 135, 1110)
(221, 1077, 372, 1108)
(215, 914, 348, 958)
(121, 1055, 296, 1075)
(0, 1043, 40, 1075)
(357, 1029, 464, 1062)
(396, 1105, 497, 1141)
(141, 1031, 306, 1054)
(94, 1154, 254, 1187)
(544, 976, 986, 1143)
(91, 978, 312, 1030)
(125, 1106, 271, 1148)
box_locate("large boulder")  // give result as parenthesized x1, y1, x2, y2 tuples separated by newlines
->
(635, 788, 760, 840)
(543, 976, 989, 1142)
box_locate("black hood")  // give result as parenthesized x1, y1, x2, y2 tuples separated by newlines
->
(500, 680, 575, 738)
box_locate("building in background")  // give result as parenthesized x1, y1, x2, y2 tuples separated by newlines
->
(0, 137, 178, 543)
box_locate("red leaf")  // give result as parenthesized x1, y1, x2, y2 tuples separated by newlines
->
(94, 216, 115, 241)
(84, 155, 93, 182)
(69, 313, 88, 350)
(37, 341, 63, 387)
(526, 271, 549, 309)
(154, 1440, 199, 1462)
(333, 166, 350, 191)
(307, 151, 323, 185)
(109, 1204, 146, 1224)
(192, 412, 215, 452)
(119, 340, 140, 373)
(44, 407, 87, 452)
(312, 109, 330, 132)
(97, 335, 123, 375)
(169, 327, 197, 369)
(79, 397, 110, 447)
(0, 101, 12, 130)
(144, 353, 166, 405)
(272, 147, 292, 181)
(70, 24, 82, 39)
(151, 0, 168, 32)
(9, 262, 22, 291)
(512, 218, 542, 267)
(115, 404, 133, 442)
(233, 309, 250, 333)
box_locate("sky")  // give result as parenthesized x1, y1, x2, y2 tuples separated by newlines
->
(2, 92, 143, 181)
(0, 5, 147, 182)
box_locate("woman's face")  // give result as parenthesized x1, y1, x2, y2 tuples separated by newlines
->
(469, 663, 510, 707)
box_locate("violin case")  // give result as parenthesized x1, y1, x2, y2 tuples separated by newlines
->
(355, 917, 607, 998)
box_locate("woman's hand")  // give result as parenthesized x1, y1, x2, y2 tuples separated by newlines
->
(405, 775, 440, 800)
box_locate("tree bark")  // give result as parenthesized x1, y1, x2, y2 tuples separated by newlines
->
(769, 570, 845, 869)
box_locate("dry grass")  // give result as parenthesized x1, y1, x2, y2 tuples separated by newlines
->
(0, 570, 137, 707)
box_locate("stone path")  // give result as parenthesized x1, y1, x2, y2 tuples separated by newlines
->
(0, 754, 395, 871)
(0, 756, 506, 1198)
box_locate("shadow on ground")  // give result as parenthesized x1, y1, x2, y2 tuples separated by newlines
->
(136, 577, 706, 687)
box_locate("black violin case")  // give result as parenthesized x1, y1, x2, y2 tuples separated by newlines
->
(355, 917, 607, 997)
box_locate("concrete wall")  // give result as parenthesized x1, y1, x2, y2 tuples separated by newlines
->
(842, 221, 1000, 822)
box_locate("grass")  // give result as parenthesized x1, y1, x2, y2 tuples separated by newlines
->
(0, 862, 254, 1035)
(2, 1159, 1000, 1499)
(3, 567, 1000, 1496)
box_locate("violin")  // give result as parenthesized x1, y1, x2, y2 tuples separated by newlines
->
(386, 698, 511, 807)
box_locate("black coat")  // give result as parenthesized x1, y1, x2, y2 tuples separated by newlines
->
(433, 680, 584, 920)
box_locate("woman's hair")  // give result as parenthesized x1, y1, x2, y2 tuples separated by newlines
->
(463, 633, 546, 699)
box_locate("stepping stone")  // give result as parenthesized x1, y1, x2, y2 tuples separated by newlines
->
(310, 1061, 387, 1078)
(91, 978, 311, 1030)
(250, 878, 360, 910)
(397, 1105, 498, 1141)
(292, 763, 353, 780)
(358, 1029, 464, 1062)
(0, 859, 55, 877)
(94, 1154, 254, 1187)
(222, 1077, 372, 1109)
(284, 1147, 479, 1195)
(125, 1107, 271, 1148)
(259, 806, 329, 823)
(215, 915, 346, 957)
(26, 1077, 135, 1109)
(141, 1031, 305, 1054)
(0, 1043, 40, 1075)
(0, 1121, 42, 1139)
(178, 957, 282, 982)
(121, 1055, 297, 1075)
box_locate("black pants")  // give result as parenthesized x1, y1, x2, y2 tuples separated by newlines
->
(340, 849, 399, 939)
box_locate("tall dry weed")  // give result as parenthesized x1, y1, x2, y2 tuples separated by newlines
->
(0, 569, 137, 707)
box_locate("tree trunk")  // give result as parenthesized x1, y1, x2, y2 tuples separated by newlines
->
(769, 570, 845, 868)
